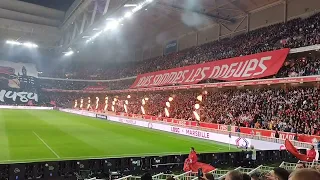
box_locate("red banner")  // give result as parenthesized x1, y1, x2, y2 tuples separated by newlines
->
(42, 75, 320, 94)
(131, 49, 290, 88)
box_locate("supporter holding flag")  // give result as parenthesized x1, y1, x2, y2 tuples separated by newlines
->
(183, 147, 215, 173)
(306, 145, 316, 161)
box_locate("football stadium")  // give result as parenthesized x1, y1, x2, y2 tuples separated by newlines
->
(1, 0, 320, 179)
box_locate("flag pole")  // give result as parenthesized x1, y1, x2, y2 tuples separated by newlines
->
(228, 132, 231, 150)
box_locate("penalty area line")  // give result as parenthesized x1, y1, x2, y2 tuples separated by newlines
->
(32, 131, 60, 158)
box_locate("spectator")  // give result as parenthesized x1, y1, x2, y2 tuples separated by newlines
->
(307, 145, 316, 162)
(296, 162, 306, 169)
(266, 168, 290, 180)
(202, 173, 215, 180)
(275, 130, 280, 139)
(250, 173, 260, 180)
(141, 173, 152, 180)
(225, 170, 243, 180)
(243, 174, 251, 180)
(289, 169, 320, 180)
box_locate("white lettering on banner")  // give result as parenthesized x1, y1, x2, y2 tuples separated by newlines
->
(218, 125, 228, 131)
(0, 90, 38, 103)
(254, 56, 272, 76)
(271, 132, 295, 140)
(135, 57, 274, 88)
(209, 57, 271, 79)
(130, 49, 289, 88)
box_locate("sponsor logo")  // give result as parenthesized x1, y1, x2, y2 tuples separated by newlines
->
(14, 168, 20, 174)
(166, 42, 177, 49)
(171, 127, 180, 133)
(96, 114, 107, 119)
(185, 129, 210, 139)
(280, 145, 286, 150)
(235, 137, 249, 148)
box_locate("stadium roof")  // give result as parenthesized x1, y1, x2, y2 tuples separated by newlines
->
(65, 0, 286, 61)
(0, 0, 319, 64)
(116, 0, 280, 46)
(19, 0, 76, 11)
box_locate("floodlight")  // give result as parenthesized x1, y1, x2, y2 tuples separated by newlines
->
(146, 0, 153, 3)
(124, 4, 137, 7)
(124, 12, 133, 18)
(132, 4, 143, 12)
(64, 51, 74, 56)
(23, 42, 38, 48)
(105, 20, 119, 31)
(6, 40, 21, 45)
(6, 40, 38, 48)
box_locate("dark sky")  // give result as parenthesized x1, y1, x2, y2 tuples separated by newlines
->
(20, 0, 76, 11)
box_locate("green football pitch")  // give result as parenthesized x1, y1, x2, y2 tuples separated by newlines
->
(0, 109, 239, 163)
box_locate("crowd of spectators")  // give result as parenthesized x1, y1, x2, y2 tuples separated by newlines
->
(38, 12, 320, 91)
(99, 86, 320, 136)
(42, 12, 320, 80)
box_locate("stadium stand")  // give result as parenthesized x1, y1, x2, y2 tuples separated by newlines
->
(71, 85, 320, 137)
(41, 12, 320, 80)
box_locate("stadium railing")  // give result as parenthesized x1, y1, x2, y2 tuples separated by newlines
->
(280, 161, 300, 171)
(296, 160, 320, 168)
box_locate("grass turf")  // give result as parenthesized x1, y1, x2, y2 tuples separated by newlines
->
(0, 110, 239, 163)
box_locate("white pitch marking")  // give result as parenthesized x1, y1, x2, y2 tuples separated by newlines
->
(32, 131, 60, 158)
